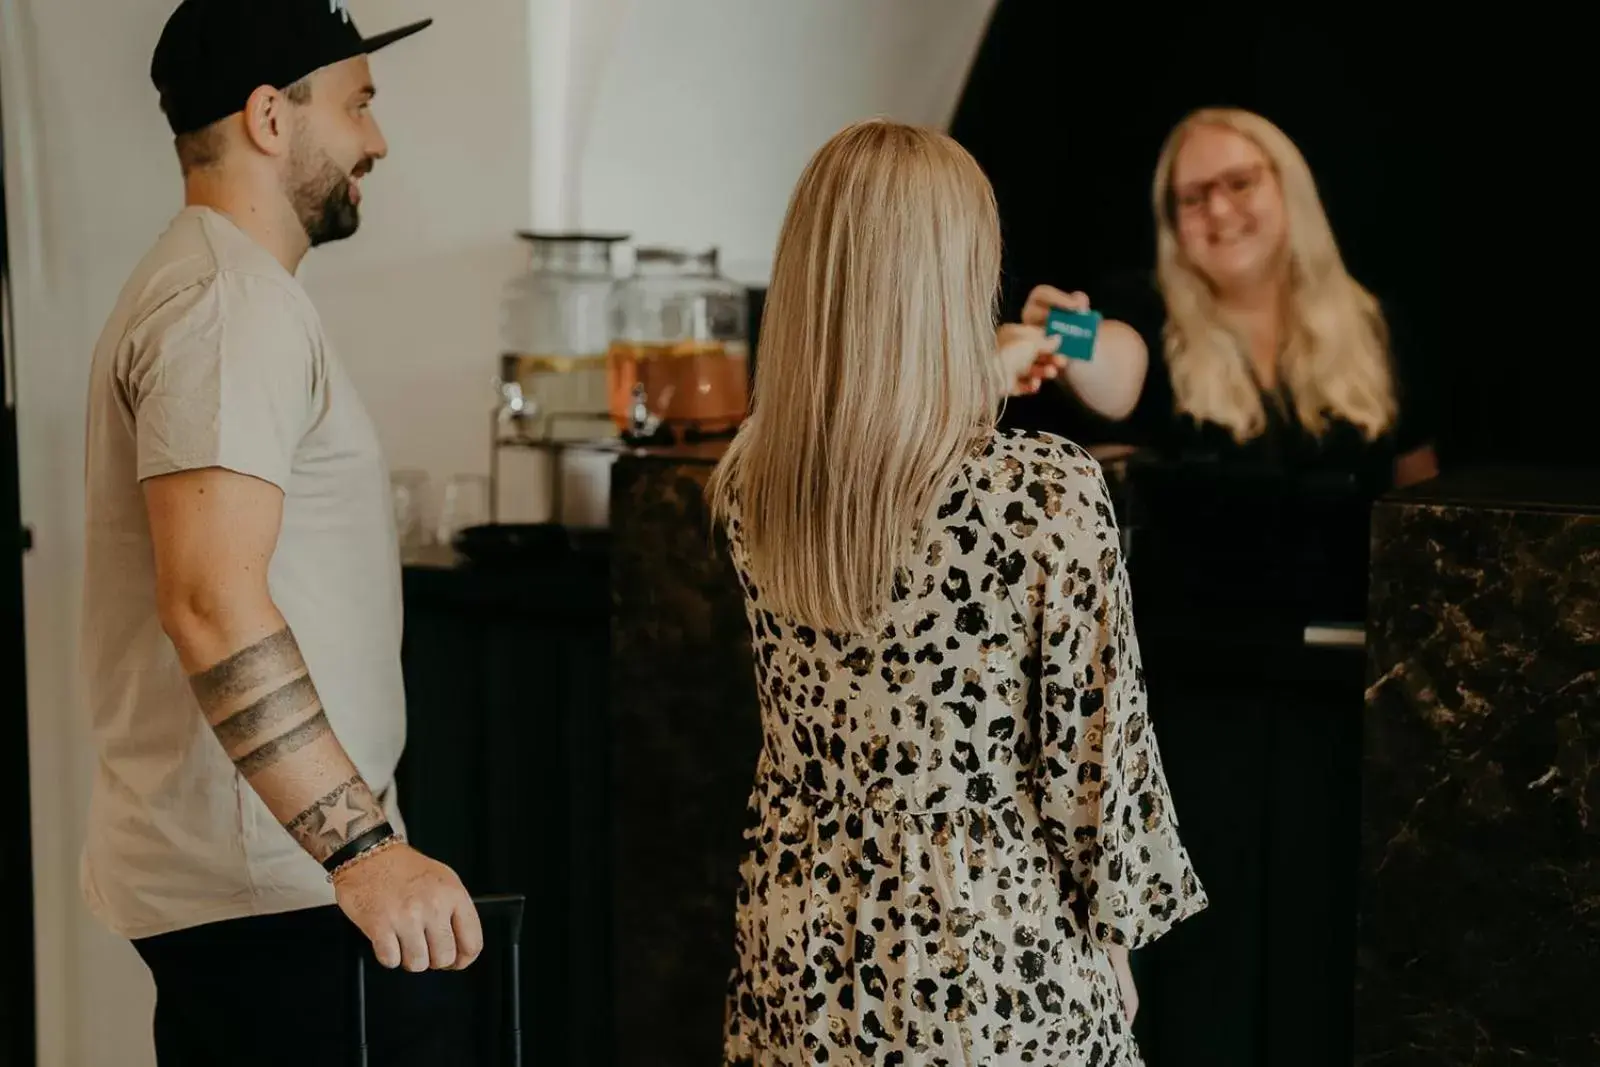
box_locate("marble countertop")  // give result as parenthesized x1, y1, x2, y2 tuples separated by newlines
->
(1383, 464, 1600, 514)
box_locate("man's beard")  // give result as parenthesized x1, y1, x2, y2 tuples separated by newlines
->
(287, 137, 370, 247)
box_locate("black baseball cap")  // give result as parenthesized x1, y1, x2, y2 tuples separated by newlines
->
(151, 0, 432, 136)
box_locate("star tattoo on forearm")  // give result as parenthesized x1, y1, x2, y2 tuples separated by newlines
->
(188, 627, 387, 860)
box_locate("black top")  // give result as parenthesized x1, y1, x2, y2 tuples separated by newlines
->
(1004, 271, 1436, 498)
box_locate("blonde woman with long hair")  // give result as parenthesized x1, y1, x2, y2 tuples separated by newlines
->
(998, 107, 1439, 489)
(710, 119, 1204, 1066)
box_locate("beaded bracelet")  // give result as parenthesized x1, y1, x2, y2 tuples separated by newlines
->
(323, 822, 401, 883)
(327, 834, 403, 883)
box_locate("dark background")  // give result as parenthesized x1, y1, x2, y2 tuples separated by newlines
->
(950, 3, 1594, 470)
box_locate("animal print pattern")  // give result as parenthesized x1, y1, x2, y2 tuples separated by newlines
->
(722, 430, 1206, 1066)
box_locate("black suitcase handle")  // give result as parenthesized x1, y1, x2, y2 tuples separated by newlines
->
(352, 893, 525, 1067)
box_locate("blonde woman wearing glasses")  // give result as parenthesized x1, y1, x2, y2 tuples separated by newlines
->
(998, 107, 1439, 489)
(710, 120, 1205, 1067)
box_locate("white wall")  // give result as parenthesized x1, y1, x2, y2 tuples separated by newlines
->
(577, 0, 997, 283)
(3, 1, 992, 1063)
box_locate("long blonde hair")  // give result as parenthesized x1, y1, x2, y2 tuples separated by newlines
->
(707, 119, 1002, 634)
(1154, 107, 1396, 441)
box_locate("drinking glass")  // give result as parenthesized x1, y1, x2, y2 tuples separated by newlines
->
(390, 469, 431, 550)
(437, 473, 491, 547)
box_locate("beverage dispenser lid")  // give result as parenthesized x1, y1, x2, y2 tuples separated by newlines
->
(635, 245, 721, 274)
(516, 231, 631, 243)
(636, 244, 718, 260)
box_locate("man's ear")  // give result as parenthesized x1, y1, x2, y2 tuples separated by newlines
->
(240, 84, 294, 157)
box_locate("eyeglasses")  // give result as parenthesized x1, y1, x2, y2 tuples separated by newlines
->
(1171, 163, 1269, 217)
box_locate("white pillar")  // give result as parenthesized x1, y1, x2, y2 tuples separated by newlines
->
(527, 0, 573, 231)
(563, 0, 632, 232)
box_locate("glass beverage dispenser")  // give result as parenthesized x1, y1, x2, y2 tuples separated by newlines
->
(500, 232, 628, 436)
(607, 246, 749, 437)
(493, 232, 628, 526)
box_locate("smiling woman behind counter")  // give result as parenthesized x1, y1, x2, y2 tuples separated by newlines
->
(1000, 106, 1440, 491)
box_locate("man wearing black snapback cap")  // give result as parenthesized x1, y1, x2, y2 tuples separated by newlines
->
(81, 2, 479, 1063)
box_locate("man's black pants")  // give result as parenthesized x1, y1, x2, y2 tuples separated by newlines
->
(133, 905, 470, 1066)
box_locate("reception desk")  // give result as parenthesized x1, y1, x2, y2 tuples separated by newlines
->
(1359, 469, 1599, 1065)
(608, 443, 758, 1067)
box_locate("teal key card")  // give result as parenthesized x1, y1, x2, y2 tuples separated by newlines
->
(1044, 307, 1101, 361)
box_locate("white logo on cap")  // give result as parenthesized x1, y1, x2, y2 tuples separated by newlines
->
(330, 0, 351, 22)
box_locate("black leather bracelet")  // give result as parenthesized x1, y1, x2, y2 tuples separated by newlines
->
(321, 821, 396, 874)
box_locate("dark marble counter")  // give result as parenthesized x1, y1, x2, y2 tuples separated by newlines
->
(1359, 467, 1600, 1065)
(1378, 464, 1600, 513)
(607, 445, 759, 1067)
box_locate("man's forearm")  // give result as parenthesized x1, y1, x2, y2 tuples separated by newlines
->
(185, 623, 387, 863)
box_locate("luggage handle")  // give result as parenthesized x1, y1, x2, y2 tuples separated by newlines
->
(353, 893, 525, 1067)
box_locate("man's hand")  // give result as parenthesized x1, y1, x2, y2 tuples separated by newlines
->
(334, 843, 484, 972)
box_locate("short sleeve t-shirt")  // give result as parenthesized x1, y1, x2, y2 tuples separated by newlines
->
(80, 206, 407, 938)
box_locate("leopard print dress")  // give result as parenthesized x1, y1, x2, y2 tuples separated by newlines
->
(721, 430, 1207, 1066)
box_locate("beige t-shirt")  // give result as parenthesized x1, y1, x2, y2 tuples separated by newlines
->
(80, 206, 407, 939)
